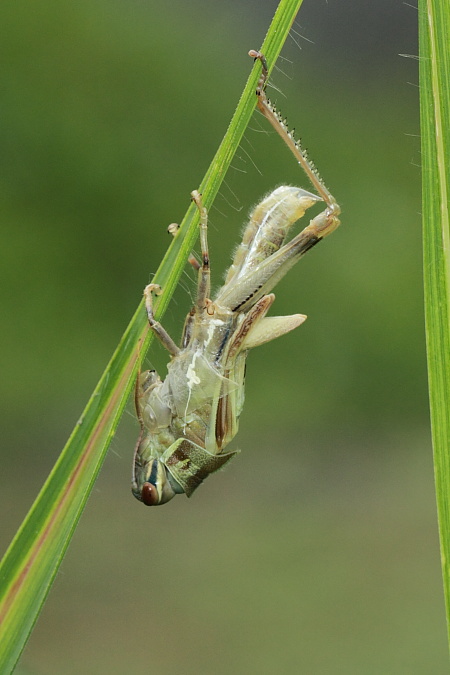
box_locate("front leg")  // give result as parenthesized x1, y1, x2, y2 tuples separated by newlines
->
(144, 283, 180, 356)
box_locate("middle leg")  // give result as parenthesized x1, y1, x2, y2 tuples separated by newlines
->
(191, 190, 211, 312)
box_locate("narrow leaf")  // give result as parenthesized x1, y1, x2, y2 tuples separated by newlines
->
(419, 0, 450, 651)
(0, 0, 304, 670)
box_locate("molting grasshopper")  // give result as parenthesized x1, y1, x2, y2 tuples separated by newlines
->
(132, 51, 341, 506)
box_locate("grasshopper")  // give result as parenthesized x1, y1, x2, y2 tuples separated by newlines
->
(132, 51, 341, 505)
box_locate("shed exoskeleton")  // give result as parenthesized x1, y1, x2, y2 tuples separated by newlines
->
(132, 51, 340, 505)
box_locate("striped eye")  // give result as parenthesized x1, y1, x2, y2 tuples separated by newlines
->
(141, 482, 159, 506)
(136, 460, 177, 506)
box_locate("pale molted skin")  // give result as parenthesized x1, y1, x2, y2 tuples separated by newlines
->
(132, 52, 340, 506)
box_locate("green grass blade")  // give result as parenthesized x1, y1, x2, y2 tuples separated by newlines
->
(419, 0, 450, 650)
(0, 0, 303, 670)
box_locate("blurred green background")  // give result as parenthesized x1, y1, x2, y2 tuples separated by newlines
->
(1, 0, 446, 673)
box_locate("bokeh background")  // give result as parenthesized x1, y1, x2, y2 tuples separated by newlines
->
(1, 0, 446, 673)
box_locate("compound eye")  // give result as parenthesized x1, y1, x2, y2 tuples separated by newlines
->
(141, 482, 159, 506)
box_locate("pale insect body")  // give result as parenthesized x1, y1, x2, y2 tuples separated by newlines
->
(132, 51, 341, 506)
